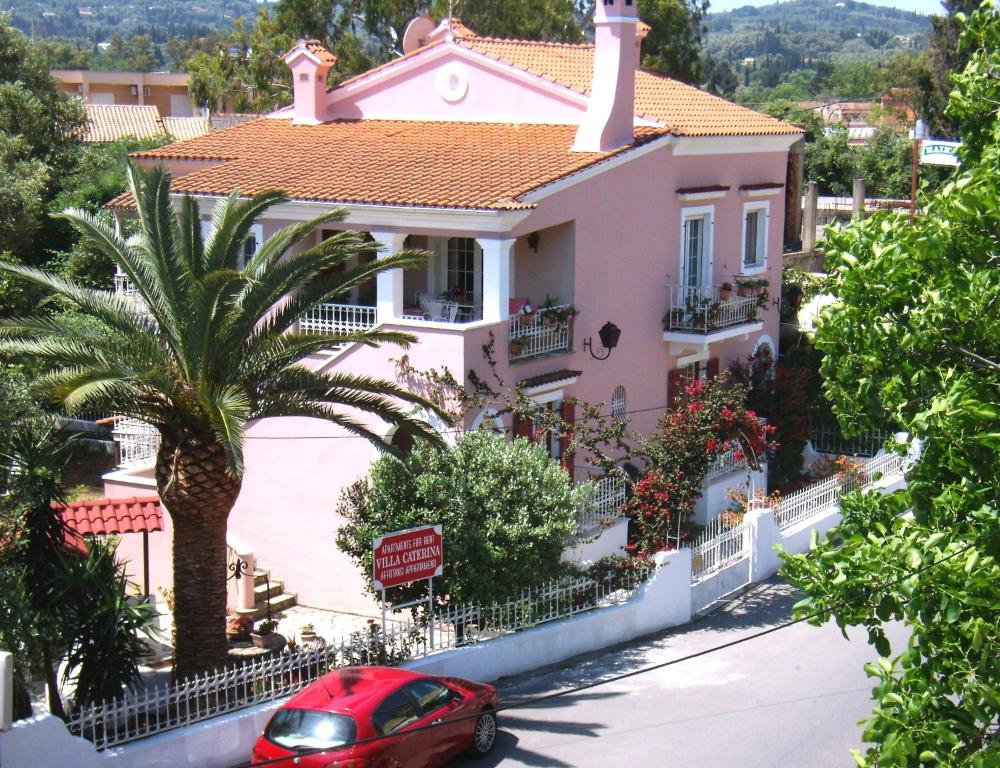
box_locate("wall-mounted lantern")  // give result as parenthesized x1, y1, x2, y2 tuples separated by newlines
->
(584, 321, 621, 360)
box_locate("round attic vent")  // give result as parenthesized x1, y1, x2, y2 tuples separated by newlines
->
(436, 62, 469, 103)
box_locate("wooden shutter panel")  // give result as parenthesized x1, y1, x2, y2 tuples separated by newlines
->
(667, 368, 686, 411)
(512, 411, 533, 440)
(559, 400, 575, 476)
(707, 357, 720, 380)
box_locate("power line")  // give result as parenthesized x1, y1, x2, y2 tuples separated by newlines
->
(242, 401, 679, 441)
(233, 536, 983, 768)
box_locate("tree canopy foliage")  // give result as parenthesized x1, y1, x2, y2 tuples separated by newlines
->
(781, 4, 1000, 763)
(336, 431, 583, 609)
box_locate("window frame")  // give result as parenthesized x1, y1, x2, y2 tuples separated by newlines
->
(740, 200, 769, 274)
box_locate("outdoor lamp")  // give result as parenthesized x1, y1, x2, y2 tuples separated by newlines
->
(584, 321, 621, 360)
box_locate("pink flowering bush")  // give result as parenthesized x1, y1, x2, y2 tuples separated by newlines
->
(624, 376, 777, 556)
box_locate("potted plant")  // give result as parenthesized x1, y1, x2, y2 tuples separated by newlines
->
(719, 282, 733, 301)
(520, 302, 536, 324)
(251, 618, 283, 650)
(736, 278, 754, 297)
(508, 334, 526, 356)
(226, 614, 253, 644)
(299, 623, 318, 644)
(754, 279, 770, 307)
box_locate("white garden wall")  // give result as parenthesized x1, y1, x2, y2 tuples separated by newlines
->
(562, 517, 628, 565)
(1, 460, 908, 768)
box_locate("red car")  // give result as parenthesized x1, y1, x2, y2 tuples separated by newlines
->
(251, 666, 500, 768)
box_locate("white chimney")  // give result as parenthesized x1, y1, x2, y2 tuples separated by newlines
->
(573, 0, 639, 152)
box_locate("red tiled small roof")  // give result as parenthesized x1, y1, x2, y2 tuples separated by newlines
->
(740, 182, 785, 191)
(676, 184, 731, 195)
(59, 496, 163, 536)
(519, 369, 582, 389)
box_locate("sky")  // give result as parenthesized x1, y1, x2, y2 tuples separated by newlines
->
(708, 0, 944, 15)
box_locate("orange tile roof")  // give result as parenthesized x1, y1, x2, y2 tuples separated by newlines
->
(457, 37, 799, 136)
(305, 39, 337, 64)
(162, 115, 210, 141)
(59, 496, 163, 536)
(83, 104, 165, 142)
(126, 119, 669, 210)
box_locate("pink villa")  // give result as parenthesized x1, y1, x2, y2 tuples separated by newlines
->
(102, 3, 802, 615)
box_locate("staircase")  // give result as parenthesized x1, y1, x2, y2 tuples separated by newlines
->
(238, 568, 297, 620)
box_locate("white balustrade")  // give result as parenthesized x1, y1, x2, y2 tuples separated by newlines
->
(508, 305, 573, 361)
(111, 418, 160, 468)
(299, 303, 377, 336)
(664, 285, 760, 333)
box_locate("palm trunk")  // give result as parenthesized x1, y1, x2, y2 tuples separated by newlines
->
(156, 431, 242, 681)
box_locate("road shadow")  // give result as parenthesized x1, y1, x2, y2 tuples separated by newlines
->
(450, 730, 576, 768)
(497, 577, 803, 699)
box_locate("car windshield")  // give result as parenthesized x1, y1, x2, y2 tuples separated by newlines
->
(265, 709, 356, 751)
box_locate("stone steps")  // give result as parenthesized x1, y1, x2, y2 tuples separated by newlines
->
(235, 567, 297, 620)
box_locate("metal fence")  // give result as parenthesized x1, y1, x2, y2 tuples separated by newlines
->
(690, 515, 749, 582)
(508, 306, 572, 361)
(808, 411, 894, 457)
(67, 567, 649, 751)
(771, 451, 903, 531)
(576, 475, 627, 533)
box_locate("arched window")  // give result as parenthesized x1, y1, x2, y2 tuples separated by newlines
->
(611, 386, 627, 421)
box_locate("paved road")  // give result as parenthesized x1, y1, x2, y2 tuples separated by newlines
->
(453, 579, 906, 768)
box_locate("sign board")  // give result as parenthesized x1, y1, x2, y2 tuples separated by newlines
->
(919, 140, 961, 167)
(372, 524, 443, 590)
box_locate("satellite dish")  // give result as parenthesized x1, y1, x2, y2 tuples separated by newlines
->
(402, 15, 436, 55)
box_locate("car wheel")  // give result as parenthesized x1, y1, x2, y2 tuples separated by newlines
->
(468, 710, 498, 757)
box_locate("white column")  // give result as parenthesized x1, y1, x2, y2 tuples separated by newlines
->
(0, 651, 11, 731)
(477, 237, 516, 323)
(371, 231, 407, 324)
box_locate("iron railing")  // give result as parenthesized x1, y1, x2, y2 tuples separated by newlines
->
(576, 475, 627, 533)
(690, 515, 749, 582)
(771, 451, 903, 531)
(664, 285, 760, 333)
(808, 410, 895, 457)
(508, 305, 572, 361)
(299, 303, 377, 337)
(67, 566, 649, 750)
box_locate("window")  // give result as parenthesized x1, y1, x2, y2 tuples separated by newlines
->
(447, 237, 477, 298)
(264, 709, 356, 750)
(372, 689, 420, 735)
(684, 360, 710, 383)
(680, 207, 713, 288)
(611, 386, 627, 421)
(405, 680, 454, 715)
(741, 203, 768, 271)
(240, 224, 264, 270)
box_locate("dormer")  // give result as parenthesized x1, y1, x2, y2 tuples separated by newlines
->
(573, 0, 639, 152)
(283, 39, 337, 125)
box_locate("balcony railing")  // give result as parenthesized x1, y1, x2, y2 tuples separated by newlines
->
(664, 285, 761, 334)
(111, 418, 160, 469)
(299, 303, 377, 336)
(508, 305, 573, 361)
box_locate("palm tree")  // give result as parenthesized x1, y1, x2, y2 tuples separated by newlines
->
(0, 165, 450, 679)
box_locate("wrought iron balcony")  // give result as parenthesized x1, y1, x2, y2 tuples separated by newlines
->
(664, 285, 762, 335)
(508, 304, 574, 361)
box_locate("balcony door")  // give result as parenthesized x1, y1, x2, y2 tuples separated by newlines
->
(433, 237, 482, 308)
(680, 207, 714, 290)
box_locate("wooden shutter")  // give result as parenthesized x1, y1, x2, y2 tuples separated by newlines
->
(559, 400, 575, 476)
(667, 368, 686, 411)
(512, 411, 533, 440)
(707, 357, 720, 380)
